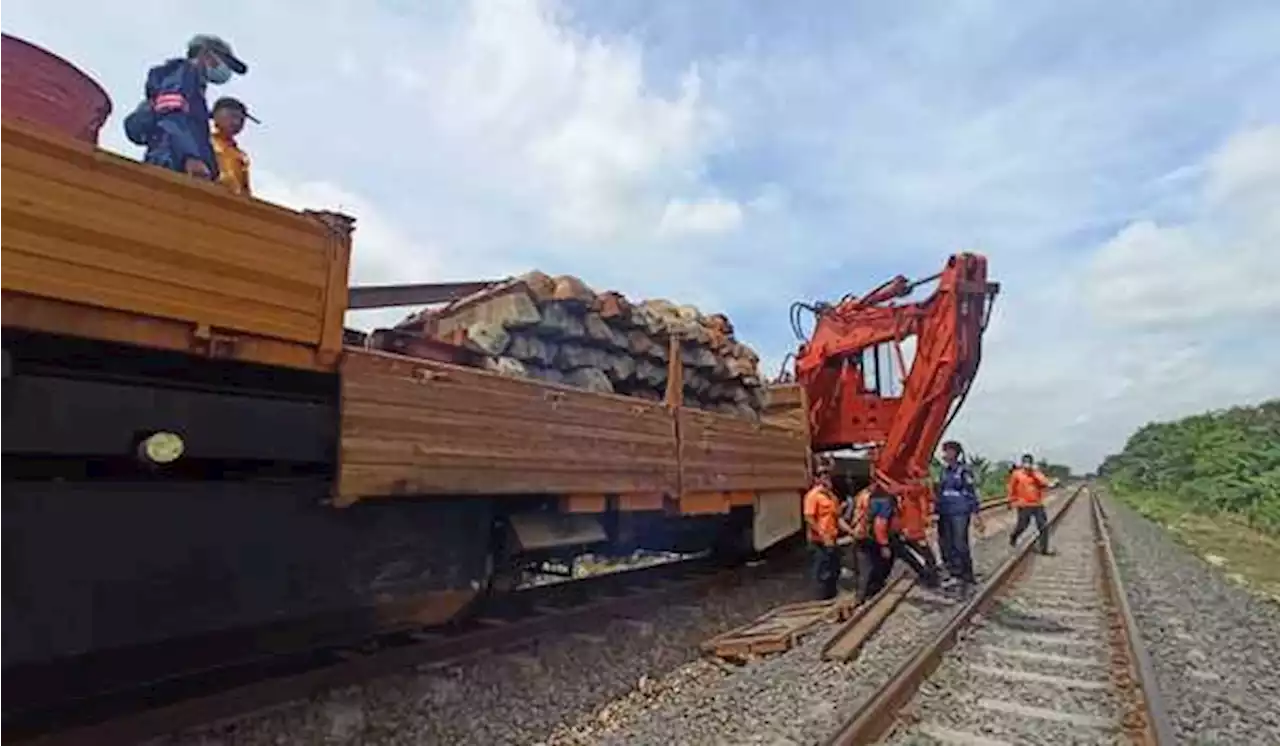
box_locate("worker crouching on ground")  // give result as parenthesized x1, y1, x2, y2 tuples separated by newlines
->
(210, 97, 257, 196)
(851, 487, 895, 603)
(124, 34, 248, 180)
(803, 463, 855, 600)
(1007, 453, 1057, 555)
(934, 441, 985, 592)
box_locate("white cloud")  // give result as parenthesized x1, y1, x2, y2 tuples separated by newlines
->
(378, 0, 727, 244)
(657, 196, 744, 237)
(1085, 125, 1280, 327)
(954, 126, 1280, 471)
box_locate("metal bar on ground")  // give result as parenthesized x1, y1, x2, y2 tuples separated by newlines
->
(821, 575, 914, 661)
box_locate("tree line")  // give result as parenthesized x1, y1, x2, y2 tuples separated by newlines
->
(1098, 399, 1280, 533)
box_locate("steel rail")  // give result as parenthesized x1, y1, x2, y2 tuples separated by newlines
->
(823, 486, 1086, 745)
(1092, 495, 1178, 745)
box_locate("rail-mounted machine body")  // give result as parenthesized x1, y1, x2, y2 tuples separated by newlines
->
(783, 254, 1000, 522)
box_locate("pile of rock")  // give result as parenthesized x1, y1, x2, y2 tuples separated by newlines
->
(397, 271, 766, 418)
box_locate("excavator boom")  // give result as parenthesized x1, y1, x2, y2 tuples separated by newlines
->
(792, 253, 1000, 499)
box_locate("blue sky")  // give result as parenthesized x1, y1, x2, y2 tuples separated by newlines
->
(4, 0, 1279, 470)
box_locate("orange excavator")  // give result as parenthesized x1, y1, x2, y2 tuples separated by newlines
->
(787, 253, 1000, 537)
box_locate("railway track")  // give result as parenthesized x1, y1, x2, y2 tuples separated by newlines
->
(828, 487, 1176, 745)
(7, 545, 802, 746)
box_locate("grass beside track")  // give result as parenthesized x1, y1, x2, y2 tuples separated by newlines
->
(1108, 485, 1280, 604)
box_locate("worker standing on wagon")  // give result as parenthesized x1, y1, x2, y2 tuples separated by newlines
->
(210, 97, 257, 196)
(123, 34, 248, 180)
(1008, 453, 1056, 555)
(934, 441, 984, 591)
(803, 462, 855, 600)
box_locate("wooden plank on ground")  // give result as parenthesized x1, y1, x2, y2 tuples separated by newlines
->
(702, 595, 858, 661)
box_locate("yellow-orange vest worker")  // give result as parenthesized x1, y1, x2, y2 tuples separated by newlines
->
(1007, 465, 1052, 507)
(803, 482, 841, 546)
(803, 468, 844, 600)
(210, 96, 256, 196)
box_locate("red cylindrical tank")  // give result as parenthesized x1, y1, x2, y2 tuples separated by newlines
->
(2, 33, 112, 145)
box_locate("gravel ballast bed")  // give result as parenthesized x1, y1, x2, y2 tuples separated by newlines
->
(1102, 496, 1280, 745)
(885, 501, 1125, 746)
(151, 562, 810, 746)
(554, 495, 1071, 746)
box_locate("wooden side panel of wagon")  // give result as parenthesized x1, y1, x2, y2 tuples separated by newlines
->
(337, 349, 682, 503)
(676, 407, 811, 512)
(0, 121, 350, 372)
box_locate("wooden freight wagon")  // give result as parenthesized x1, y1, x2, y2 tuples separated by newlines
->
(0, 34, 810, 685)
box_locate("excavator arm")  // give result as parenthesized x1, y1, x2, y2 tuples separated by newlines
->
(791, 253, 1000, 504)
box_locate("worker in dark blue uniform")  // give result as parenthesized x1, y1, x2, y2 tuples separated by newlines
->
(124, 34, 248, 181)
(935, 440, 984, 593)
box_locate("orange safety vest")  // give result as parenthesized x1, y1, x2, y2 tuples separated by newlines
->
(1008, 467, 1051, 507)
(803, 485, 840, 544)
(850, 488, 872, 540)
(211, 124, 251, 196)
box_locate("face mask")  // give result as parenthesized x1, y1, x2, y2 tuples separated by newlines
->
(204, 59, 232, 85)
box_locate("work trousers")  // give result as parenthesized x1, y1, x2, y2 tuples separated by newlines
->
(1011, 506, 1050, 553)
(809, 544, 841, 600)
(937, 512, 976, 583)
(855, 539, 893, 603)
(891, 535, 941, 588)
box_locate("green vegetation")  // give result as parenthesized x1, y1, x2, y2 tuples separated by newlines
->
(1098, 400, 1280, 602)
(1099, 400, 1280, 533)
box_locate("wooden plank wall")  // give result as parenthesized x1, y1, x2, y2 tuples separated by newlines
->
(1, 122, 350, 371)
(338, 350, 682, 503)
(677, 408, 812, 495)
(761, 382, 809, 432)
